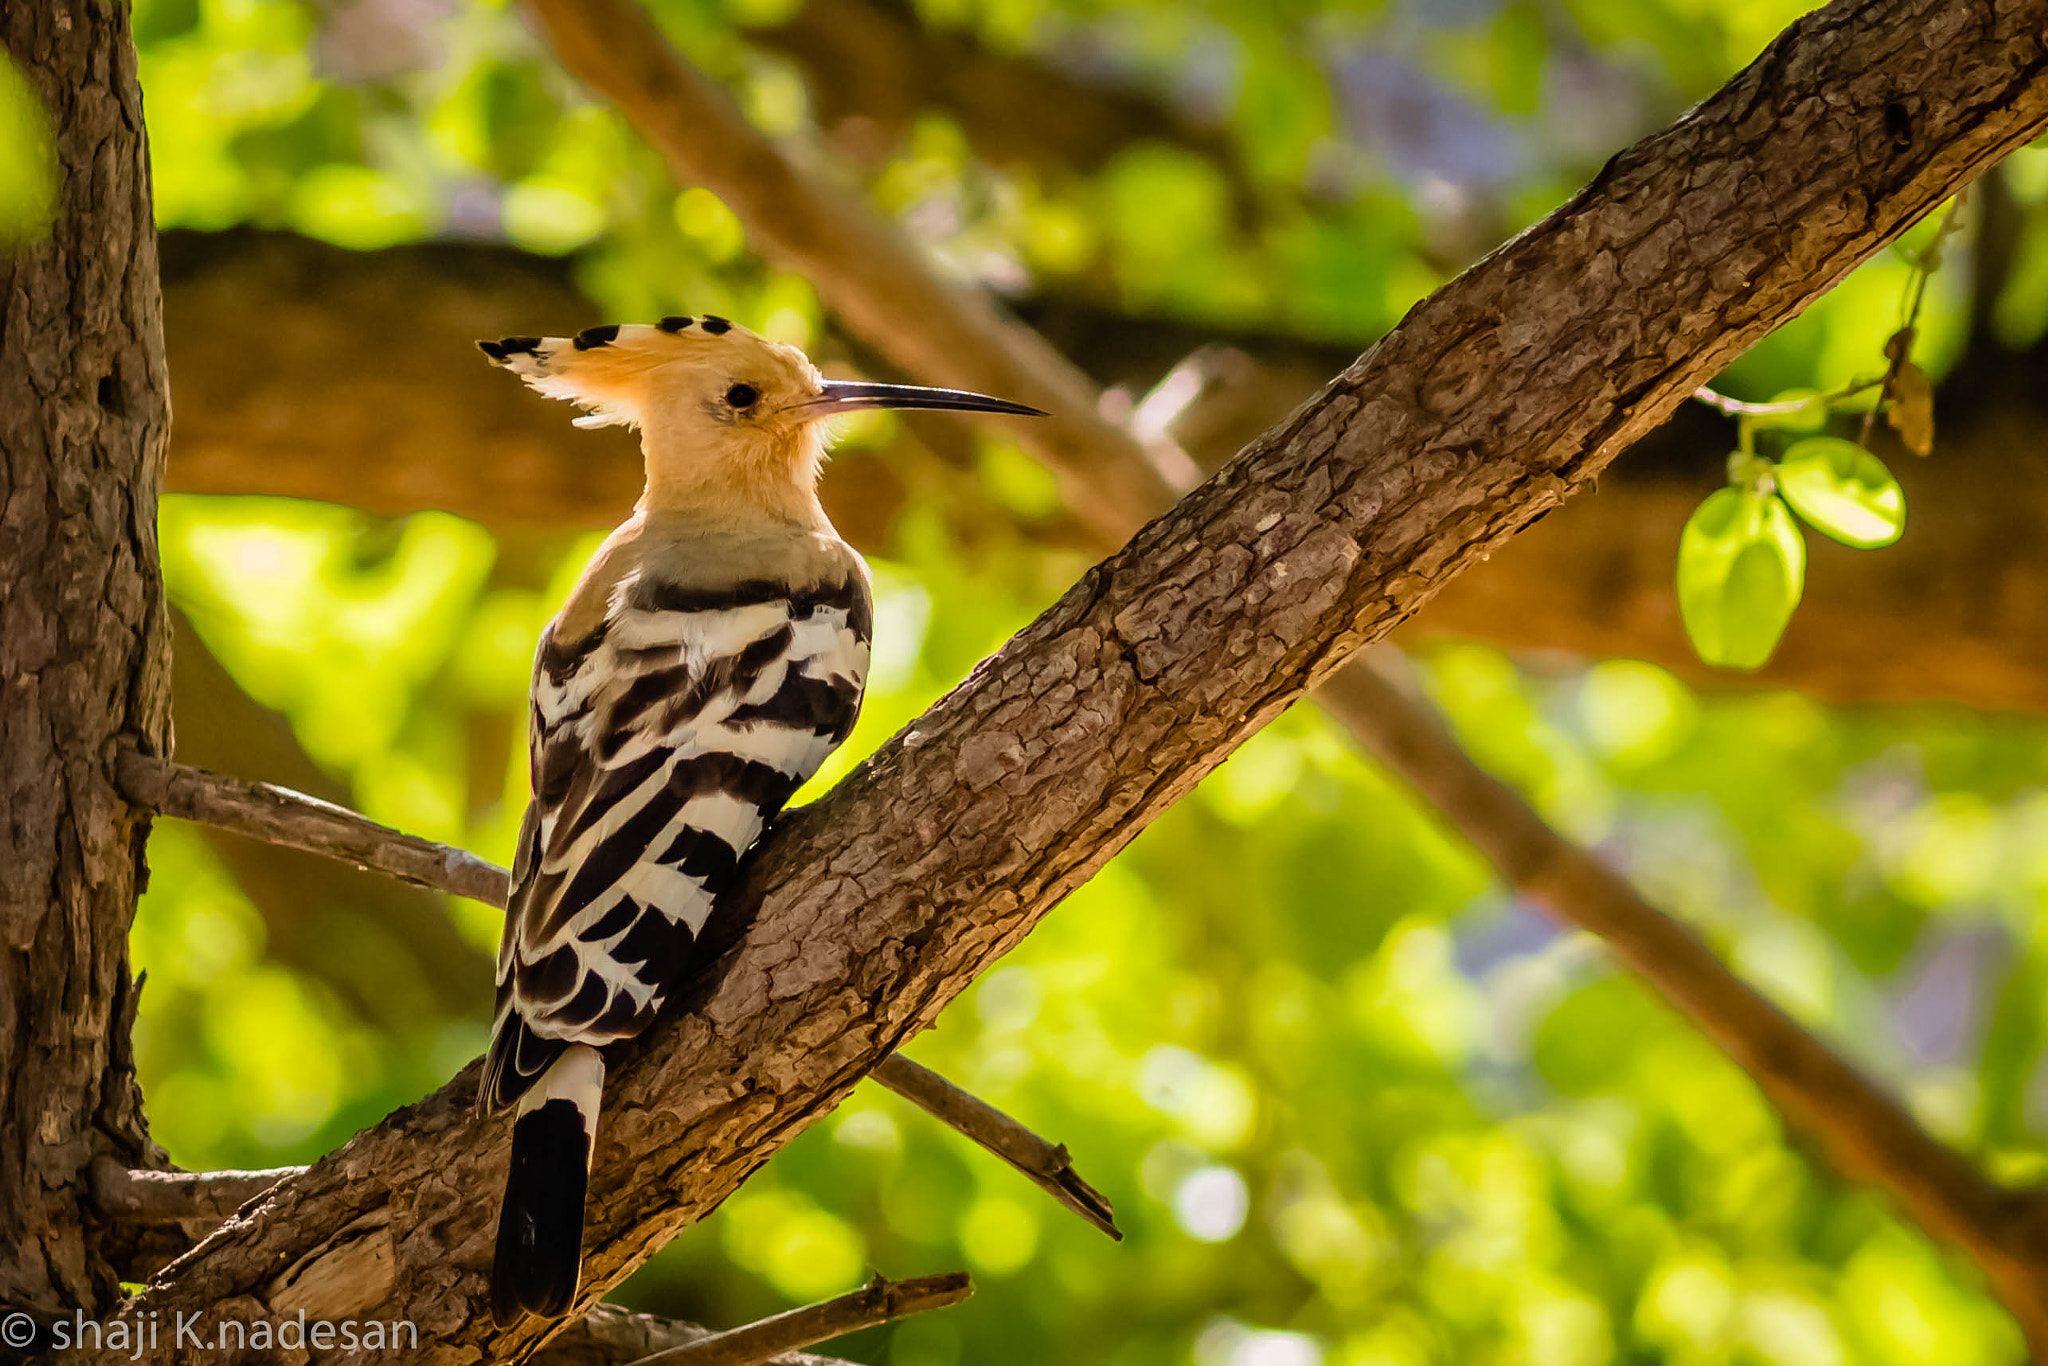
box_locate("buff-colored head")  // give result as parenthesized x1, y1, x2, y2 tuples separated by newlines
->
(481, 315, 1040, 526)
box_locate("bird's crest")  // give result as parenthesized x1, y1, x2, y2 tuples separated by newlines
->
(478, 314, 780, 430)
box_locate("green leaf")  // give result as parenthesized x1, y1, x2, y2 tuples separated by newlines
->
(1677, 487, 1806, 670)
(1777, 437, 1906, 548)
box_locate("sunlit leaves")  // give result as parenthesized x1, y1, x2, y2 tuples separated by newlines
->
(502, 178, 606, 254)
(289, 163, 433, 249)
(1677, 486, 1806, 670)
(1777, 437, 1907, 548)
(0, 53, 55, 246)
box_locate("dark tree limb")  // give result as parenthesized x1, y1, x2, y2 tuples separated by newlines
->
(98, 0, 2048, 1358)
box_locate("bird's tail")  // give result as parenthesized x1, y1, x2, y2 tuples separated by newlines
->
(491, 1043, 604, 1326)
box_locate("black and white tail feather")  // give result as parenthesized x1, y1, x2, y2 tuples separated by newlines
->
(475, 318, 874, 1325)
(490, 1044, 603, 1322)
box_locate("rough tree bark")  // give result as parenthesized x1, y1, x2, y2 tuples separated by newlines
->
(0, 0, 173, 1341)
(81, 0, 2048, 1359)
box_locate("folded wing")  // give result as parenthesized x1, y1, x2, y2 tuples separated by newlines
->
(481, 572, 871, 1110)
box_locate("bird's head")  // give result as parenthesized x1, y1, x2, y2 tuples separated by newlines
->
(480, 316, 1041, 525)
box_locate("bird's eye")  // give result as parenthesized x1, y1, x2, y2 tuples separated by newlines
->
(725, 383, 760, 409)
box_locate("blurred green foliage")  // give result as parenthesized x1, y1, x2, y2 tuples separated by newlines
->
(0, 50, 55, 244)
(122, 0, 2048, 1362)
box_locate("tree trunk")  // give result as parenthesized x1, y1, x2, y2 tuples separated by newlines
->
(0, 0, 172, 1341)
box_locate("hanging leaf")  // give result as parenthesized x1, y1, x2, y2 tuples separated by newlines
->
(1886, 360, 1935, 455)
(1777, 437, 1906, 548)
(1676, 486, 1806, 670)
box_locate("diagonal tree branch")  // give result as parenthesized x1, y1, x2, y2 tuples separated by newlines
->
(521, 0, 2048, 1346)
(115, 752, 1122, 1242)
(107, 0, 2048, 1358)
(523, 0, 1186, 550)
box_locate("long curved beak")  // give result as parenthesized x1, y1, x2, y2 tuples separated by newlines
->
(795, 380, 1046, 419)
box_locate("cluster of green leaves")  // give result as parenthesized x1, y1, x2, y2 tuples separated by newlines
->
(1677, 422, 1905, 671)
(1677, 211, 1961, 671)
(115, 0, 2048, 1363)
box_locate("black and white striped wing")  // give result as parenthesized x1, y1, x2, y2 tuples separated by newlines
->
(481, 578, 870, 1110)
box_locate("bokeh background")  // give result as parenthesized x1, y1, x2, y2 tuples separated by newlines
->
(13, 0, 2048, 1361)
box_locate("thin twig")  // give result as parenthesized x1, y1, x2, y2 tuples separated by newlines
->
(1690, 377, 1882, 417)
(116, 747, 506, 904)
(115, 754, 1120, 1240)
(89, 1158, 304, 1223)
(624, 1273, 972, 1366)
(870, 1054, 1119, 1239)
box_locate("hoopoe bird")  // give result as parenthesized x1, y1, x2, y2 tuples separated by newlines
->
(474, 314, 1040, 1324)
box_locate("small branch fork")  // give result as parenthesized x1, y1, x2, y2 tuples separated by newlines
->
(112, 749, 1120, 1243)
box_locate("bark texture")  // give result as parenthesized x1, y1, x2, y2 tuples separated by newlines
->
(0, 0, 173, 1333)
(94, 0, 2048, 1358)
